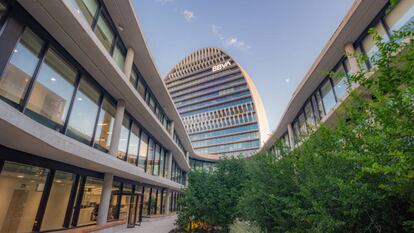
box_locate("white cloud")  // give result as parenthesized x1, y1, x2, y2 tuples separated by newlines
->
(211, 25, 251, 51)
(182, 10, 194, 21)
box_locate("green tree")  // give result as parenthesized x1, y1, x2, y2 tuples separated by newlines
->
(177, 158, 247, 232)
(238, 23, 414, 233)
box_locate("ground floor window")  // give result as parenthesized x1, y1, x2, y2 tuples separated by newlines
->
(0, 147, 150, 232)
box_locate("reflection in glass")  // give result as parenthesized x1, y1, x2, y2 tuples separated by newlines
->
(127, 123, 140, 165)
(137, 78, 146, 98)
(78, 177, 103, 226)
(26, 48, 77, 127)
(108, 181, 120, 221)
(67, 78, 100, 144)
(117, 115, 130, 160)
(119, 184, 132, 221)
(146, 139, 155, 174)
(0, 161, 49, 233)
(159, 148, 165, 177)
(385, 0, 414, 33)
(138, 132, 148, 170)
(113, 45, 125, 70)
(69, 0, 98, 26)
(41, 171, 75, 231)
(153, 144, 160, 176)
(304, 101, 315, 128)
(320, 80, 336, 114)
(332, 65, 348, 100)
(130, 70, 137, 87)
(94, 14, 114, 52)
(94, 97, 115, 151)
(142, 187, 150, 216)
(0, 0, 6, 20)
(0, 29, 44, 105)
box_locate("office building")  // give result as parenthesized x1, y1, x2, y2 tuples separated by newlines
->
(0, 0, 194, 232)
(165, 48, 269, 167)
(262, 0, 414, 155)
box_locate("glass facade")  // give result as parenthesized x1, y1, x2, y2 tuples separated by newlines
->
(0, 28, 44, 106)
(66, 78, 100, 144)
(269, 0, 414, 153)
(0, 161, 49, 233)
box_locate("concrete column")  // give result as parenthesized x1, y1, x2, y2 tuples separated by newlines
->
(166, 151, 173, 179)
(287, 123, 295, 150)
(169, 121, 175, 136)
(344, 42, 360, 74)
(97, 173, 113, 225)
(185, 151, 189, 162)
(123, 48, 134, 79)
(109, 99, 126, 156)
(164, 190, 171, 214)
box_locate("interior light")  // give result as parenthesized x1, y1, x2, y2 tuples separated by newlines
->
(51, 77, 56, 82)
(77, 97, 83, 101)
(14, 49, 18, 53)
(17, 175, 24, 178)
(56, 180, 62, 183)
(118, 24, 125, 31)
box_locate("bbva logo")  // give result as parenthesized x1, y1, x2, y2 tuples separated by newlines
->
(212, 60, 231, 72)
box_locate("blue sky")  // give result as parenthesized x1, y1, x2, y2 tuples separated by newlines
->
(132, 0, 354, 133)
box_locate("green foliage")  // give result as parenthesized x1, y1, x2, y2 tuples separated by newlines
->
(238, 24, 414, 232)
(176, 20, 414, 233)
(177, 158, 247, 232)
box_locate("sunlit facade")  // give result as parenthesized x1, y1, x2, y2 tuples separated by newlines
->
(165, 48, 269, 161)
(0, 0, 191, 232)
(263, 0, 414, 155)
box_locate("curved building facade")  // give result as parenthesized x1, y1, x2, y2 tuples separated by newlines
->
(0, 0, 191, 231)
(262, 0, 414, 155)
(165, 48, 269, 160)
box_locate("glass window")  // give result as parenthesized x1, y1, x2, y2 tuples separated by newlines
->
(150, 188, 157, 215)
(108, 181, 121, 221)
(78, 177, 103, 226)
(304, 101, 315, 128)
(41, 171, 76, 231)
(0, 29, 44, 105)
(66, 78, 100, 144)
(94, 97, 116, 151)
(70, 0, 98, 26)
(117, 115, 130, 160)
(142, 187, 150, 216)
(332, 64, 348, 100)
(138, 131, 148, 170)
(146, 139, 155, 174)
(298, 112, 307, 135)
(119, 184, 132, 221)
(156, 190, 161, 214)
(153, 144, 160, 176)
(94, 13, 114, 52)
(136, 78, 146, 98)
(113, 44, 125, 70)
(293, 120, 300, 141)
(0, 0, 7, 23)
(385, 0, 414, 32)
(127, 123, 140, 166)
(159, 148, 165, 177)
(320, 79, 336, 114)
(0, 161, 50, 233)
(26, 48, 77, 127)
(361, 22, 389, 62)
(130, 70, 138, 88)
(148, 95, 156, 111)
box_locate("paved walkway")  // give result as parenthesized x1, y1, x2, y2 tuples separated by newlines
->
(119, 215, 177, 233)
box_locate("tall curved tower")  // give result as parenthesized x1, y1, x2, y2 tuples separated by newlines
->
(165, 48, 269, 158)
